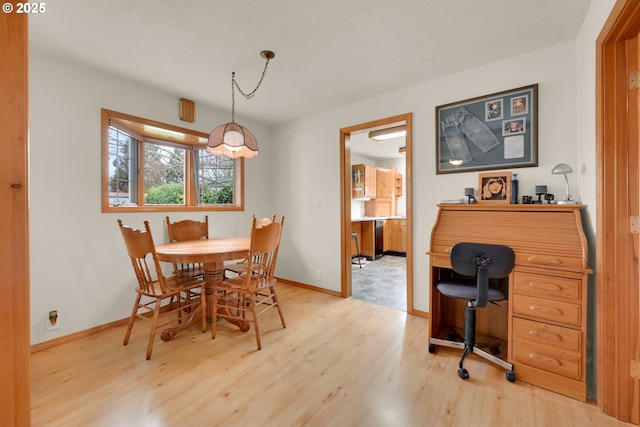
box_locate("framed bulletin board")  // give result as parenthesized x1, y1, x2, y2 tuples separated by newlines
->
(436, 84, 538, 174)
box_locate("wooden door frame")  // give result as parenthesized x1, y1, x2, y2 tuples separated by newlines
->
(0, 12, 31, 426)
(340, 113, 414, 314)
(596, 0, 640, 423)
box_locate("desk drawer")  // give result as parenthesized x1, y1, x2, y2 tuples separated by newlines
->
(512, 317, 581, 353)
(516, 251, 584, 269)
(512, 341, 582, 380)
(512, 294, 581, 326)
(513, 272, 581, 302)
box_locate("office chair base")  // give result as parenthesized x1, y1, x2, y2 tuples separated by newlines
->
(446, 328, 502, 355)
(428, 337, 516, 382)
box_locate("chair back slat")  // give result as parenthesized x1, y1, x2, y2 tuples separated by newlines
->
(243, 216, 284, 289)
(118, 219, 168, 294)
(165, 216, 209, 275)
(166, 215, 209, 242)
(254, 214, 276, 229)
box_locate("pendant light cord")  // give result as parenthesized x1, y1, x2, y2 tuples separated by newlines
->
(230, 55, 272, 123)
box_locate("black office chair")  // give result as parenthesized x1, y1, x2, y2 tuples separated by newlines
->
(428, 242, 516, 382)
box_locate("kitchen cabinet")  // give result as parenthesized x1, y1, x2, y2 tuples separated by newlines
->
(384, 218, 406, 253)
(365, 167, 397, 217)
(351, 221, 375, 259)
(376, 168, 395, 197)
(395, 173, 403, 196)
(352, 164, 376, 198)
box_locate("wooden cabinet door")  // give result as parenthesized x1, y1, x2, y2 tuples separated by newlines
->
(376, 168, 395, 198)
(365, 198, 392, 217)
(384, 219, 406, 253)
(352, 164, 376, 198)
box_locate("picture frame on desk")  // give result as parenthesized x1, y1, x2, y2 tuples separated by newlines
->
(435, 84, 538, 174)
(478, 172, 511, 203)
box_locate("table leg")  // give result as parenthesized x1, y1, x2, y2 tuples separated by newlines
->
(160, 261, 249, 341)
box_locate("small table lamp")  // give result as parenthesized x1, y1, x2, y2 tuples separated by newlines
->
(552, 163, 577, 204)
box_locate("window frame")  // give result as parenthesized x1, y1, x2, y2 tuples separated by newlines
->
(101, 109, 244, 213)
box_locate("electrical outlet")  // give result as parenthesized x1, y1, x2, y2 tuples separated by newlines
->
(46, 310, 59, 331)
(315, 270, 322, 281)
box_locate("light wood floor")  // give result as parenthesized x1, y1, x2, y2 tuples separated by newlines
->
(31, 283, 632, 427)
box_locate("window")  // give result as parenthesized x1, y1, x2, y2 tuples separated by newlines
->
(102, 109, 244, 212)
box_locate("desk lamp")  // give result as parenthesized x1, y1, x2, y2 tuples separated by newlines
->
(552, 163, 577, 204)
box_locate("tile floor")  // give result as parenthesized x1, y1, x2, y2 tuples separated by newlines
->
(351, 254, 406, 311)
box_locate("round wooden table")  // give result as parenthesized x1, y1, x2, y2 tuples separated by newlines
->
(155, 237, 251, 340)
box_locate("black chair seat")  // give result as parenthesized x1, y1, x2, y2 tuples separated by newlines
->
(437, 279, 505, 302)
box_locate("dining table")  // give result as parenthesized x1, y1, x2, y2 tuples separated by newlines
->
(154, 237, 251, 341)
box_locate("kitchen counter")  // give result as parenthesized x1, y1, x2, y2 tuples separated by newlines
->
(350, 217, 407, 259)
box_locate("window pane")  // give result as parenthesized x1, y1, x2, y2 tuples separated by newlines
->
(102, 109, 244, 212)
(108, 127, 136, 206)
(143, 142, 186, 205)
(194, 149, 235, 205)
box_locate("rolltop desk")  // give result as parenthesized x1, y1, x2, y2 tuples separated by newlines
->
(427, 204, 592, 400)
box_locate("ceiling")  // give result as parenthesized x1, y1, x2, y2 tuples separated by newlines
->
(29, 1, 591, 158)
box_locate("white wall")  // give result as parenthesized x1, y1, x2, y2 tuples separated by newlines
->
(272, 40, 582, 310)
(29, 50, 274, 344)
(576, 0, 617, 229)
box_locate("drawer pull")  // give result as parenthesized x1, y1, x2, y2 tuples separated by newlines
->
(529, 305, 563, 316)
(528, 281, 562, 292)
(529, 329, 562, 342)
(528, 352, 562, 367)
(527, 255, 562, 265)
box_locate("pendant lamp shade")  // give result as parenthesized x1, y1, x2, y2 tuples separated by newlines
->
(207, 122, 258, 158)
(207, 50, 274, 159)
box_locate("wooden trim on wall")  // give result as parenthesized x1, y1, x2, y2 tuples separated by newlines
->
(0, 12, 30, 427)
(339, 113, 413, 313)
(596, 0, 640, 424)
(275, 277, 342, 298)
(31, 318, 130, 354)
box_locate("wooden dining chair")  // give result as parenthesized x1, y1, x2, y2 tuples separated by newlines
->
(212, 216, 286, 349)
(225, 214, 278, 277)
(165, 215, 209, 278)
(118, 219, 206, 359)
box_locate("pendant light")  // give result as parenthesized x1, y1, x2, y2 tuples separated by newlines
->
(207, 50, 275, 158)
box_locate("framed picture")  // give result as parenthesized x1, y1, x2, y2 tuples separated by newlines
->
(478, 172, 511, 203)
(436, 84, 538, 174)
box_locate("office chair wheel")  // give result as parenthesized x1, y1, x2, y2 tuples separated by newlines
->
(490, 346, 501, 355)
(458, 368, 470, 380)
(506, 370, 516, 382)
(428, 344, 436, 354)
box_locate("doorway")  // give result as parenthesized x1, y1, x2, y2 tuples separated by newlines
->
(340, 113, 413, 313)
